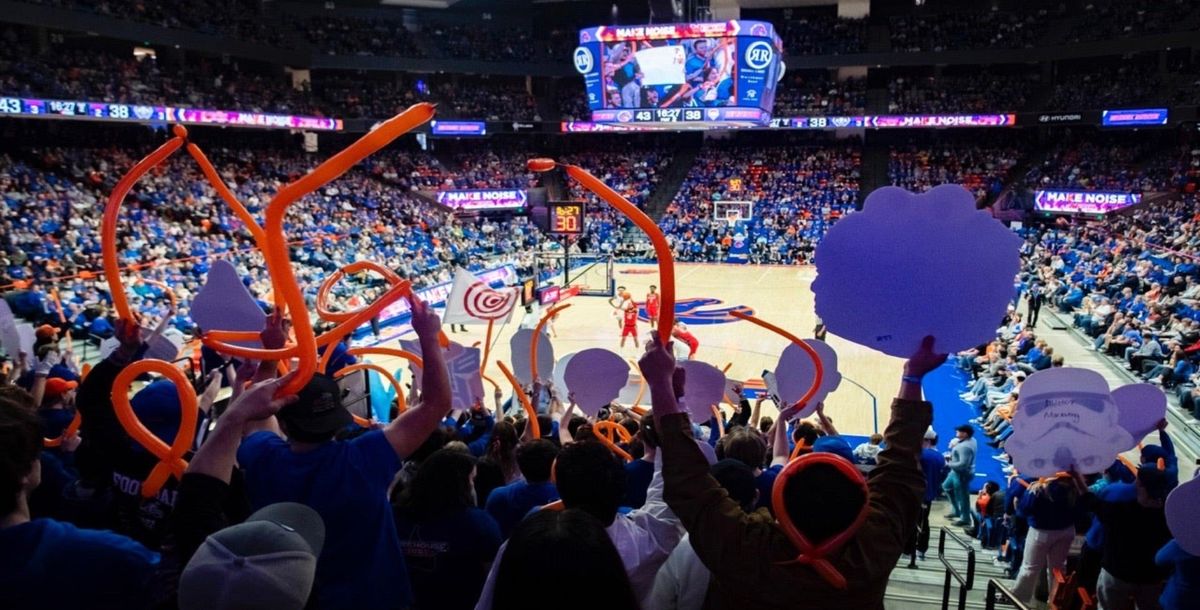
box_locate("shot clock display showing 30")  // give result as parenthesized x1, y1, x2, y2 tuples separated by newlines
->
(549, 203, 585, 235)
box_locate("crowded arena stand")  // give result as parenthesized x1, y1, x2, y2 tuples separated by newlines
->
(2, 1, 1200, 610)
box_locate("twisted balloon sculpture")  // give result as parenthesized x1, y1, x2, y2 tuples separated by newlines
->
(101, 104, 436, 497)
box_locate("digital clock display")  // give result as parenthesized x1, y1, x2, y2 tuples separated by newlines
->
(550, 203, 584, 235)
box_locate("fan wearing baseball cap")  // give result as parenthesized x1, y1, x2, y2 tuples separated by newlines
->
(237, 295, 452, 610)
(179, 502, 325, 610)
(0, 385, 160, 610)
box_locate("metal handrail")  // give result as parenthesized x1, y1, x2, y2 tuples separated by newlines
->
(839, 374, 880, 434)
(985, 579, 1032, 610)
(938, 527, 976, 610)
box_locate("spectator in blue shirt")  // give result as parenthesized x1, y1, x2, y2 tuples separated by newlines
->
(1010, 474, 1088, 604)
(236, 296, 450, 610)
(905, 427, 945, 563)
(394, 448, 503, 610)
(486, 439, 560, 539)
(1157, 538, 1200, 610)
(0, 385, 160, 610)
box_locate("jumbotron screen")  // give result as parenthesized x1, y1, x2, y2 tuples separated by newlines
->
(573, 21, 783, 126)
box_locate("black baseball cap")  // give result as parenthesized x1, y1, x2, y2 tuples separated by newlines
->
(277, 374, 352, 441)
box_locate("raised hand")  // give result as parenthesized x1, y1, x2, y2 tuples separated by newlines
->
(638, 335, 677, 387)
(260, 309, 289, 350)
(408, 293, 441, 340)
(198, 369, 223, 414)
(904, 335, 947, 379)
(224, 370, 300, 425)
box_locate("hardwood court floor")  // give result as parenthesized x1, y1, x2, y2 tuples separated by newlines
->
(361, 263, 902, 436)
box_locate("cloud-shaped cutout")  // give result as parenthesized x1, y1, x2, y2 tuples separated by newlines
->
(1111, 383, 1167, 441)
(775, 339, 841, 419)
(1007, 368, 1133, 477)
(564, 348, 629, 417)
(679, 360, 727, 421)
(813, 185, 1022, 358)
(510, 328, 555, 386)
(1166, 475, 1200, 555)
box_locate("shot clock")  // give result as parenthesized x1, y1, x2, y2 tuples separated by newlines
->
(549, 202, 585, 235)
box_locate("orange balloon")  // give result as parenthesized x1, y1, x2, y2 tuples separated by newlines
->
(592, 420, 633, 462)
(729, 311, 824, 417)
(496, 361, 539, 439)
(111, 361, 198, 498)
(527, 158, 557, 172)
(43, 411, 81, 449)
(531, 303, 570, 386)
(562, 163, 675, 343)
(105, 104, 436, 401)
(335, 361, 408, 415)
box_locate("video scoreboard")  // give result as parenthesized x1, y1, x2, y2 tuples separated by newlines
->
(574, 21, 783, 127)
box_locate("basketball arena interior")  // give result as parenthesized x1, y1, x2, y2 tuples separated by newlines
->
(1, 1, 1199, 609)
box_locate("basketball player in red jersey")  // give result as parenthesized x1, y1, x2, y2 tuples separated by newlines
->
(620, 300, 640, 348)
(645, 285, 661, 330)
(671, 321, 699, 359)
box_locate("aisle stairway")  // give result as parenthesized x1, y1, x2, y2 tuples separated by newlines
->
(884, 499, 1017, 610)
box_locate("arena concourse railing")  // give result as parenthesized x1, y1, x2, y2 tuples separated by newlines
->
(985, 578, 1031, 610)
(937, 527, 976, 610)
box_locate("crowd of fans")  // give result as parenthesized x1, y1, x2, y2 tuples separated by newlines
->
(1064, 0, 1198, 44)
(887, 73, 1036, 114)
(20, 0, 290, 47)
(888, 10, 1047, 53)
(774, 13, 867, 56)
(432, 77, 541, 122)
(0, 40, 327, 117)
(888, 137, 1023, 203)
(1044, 65, 1169, 112)
(0, 257, 961, 610)
(773, 73, 865, 116)
(1024, 135, 1173, 192)
(0, 141, 550, 337)
(660, 137, 860, 265)
(294, 15, 424, 58)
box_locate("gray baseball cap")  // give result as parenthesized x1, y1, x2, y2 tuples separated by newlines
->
(179, 502, 326, 610)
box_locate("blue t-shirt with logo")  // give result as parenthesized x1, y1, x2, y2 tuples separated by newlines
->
(486, 480, 560, 538)
(393, 507, 502, 610)
(0, 518, 159, 610)
(238, 429, 410, 610)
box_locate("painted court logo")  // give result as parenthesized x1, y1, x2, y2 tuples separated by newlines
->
(638, 297, 754, 325)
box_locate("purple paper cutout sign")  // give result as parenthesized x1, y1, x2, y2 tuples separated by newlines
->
(0, 300, 20, 357)
(1111, 384, 1167, 443)
(398, 338, 483, 410)
(775, 339, 841, 419)
(509, 328, 555, 386)
(679, 360, 727, 421)
(16, 323, 35, 357)
(552, 352, 576, 400)
(813, 185, 1022, 358)
(1165, 475, 1200, 556)
(564, 348, 629, 417)
(1007, 368, 1133, 477)
(191, 260, 267, 348)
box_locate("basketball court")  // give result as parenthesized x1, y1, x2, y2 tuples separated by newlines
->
(357, 262, 902, 436)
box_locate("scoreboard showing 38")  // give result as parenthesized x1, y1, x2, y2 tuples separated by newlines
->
(573, 21, 784, 127)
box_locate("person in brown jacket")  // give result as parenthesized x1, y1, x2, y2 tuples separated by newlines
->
(639, 335, 944, 610)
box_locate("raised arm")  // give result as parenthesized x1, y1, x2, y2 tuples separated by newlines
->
(384, 294, 451, 459)
(642, 337, 761, 571)
(857, 336, 941, 556)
